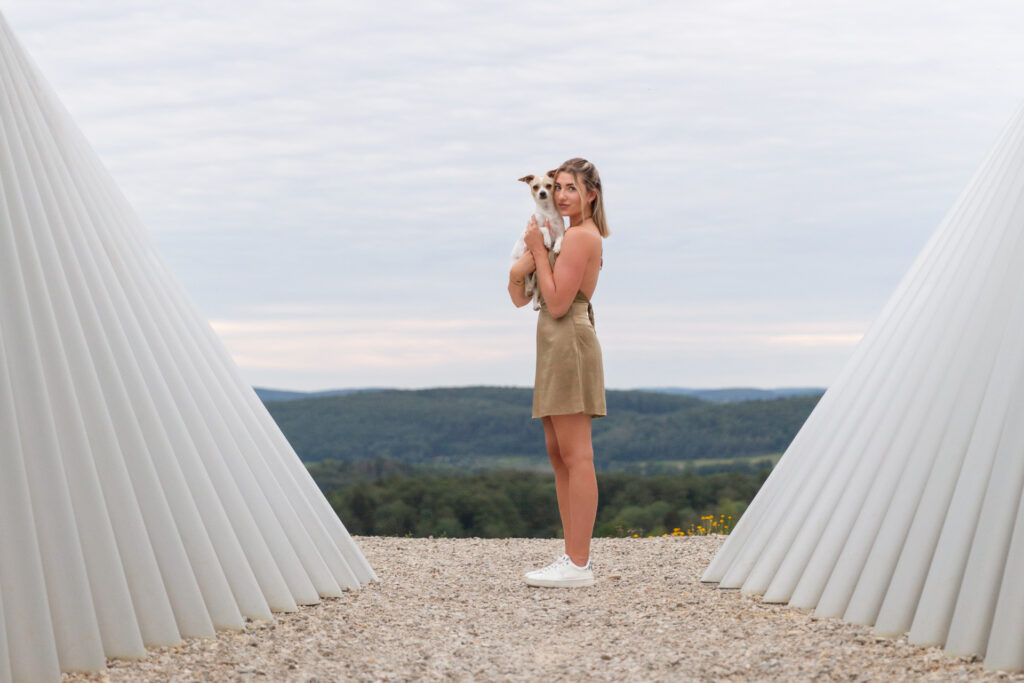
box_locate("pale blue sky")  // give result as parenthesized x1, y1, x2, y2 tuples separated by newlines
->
(5, 1, 1024, 390)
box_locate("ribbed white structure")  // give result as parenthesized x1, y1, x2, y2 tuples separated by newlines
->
(703, 103, 1024, 671)
(0, 12, 375, 682)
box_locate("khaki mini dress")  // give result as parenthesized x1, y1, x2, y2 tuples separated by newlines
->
(532, 286, 607, 419)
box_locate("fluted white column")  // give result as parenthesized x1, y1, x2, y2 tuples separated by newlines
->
(0, 11, 375, 681)
(703, 102, 1024, 672)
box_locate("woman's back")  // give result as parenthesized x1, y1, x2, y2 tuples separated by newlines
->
(567, 222, 603, 302)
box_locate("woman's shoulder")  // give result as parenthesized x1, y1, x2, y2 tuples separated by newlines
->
(565, 222, 603, 243)
(563, 223, 603, 252)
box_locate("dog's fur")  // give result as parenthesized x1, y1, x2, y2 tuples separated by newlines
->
(511, 170, 566, 310)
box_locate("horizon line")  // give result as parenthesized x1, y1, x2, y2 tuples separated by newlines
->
(253, 384, 828, 394)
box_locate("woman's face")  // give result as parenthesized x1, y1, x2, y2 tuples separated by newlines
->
(554, 171, 594, 218)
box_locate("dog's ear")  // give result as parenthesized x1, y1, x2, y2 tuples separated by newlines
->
(518, 175, 535, 184)
(546, 169, 557, 178)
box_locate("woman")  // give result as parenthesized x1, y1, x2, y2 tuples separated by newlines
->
(508, 157, 609, 587)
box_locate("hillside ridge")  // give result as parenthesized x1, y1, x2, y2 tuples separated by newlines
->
(262, 386, 822, 470)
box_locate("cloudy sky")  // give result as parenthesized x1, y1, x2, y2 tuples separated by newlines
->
(4, 1, 1024, 391)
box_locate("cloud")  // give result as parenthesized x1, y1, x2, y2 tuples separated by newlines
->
(3, 1, 1024, 388)
(206, 301, 867, 390)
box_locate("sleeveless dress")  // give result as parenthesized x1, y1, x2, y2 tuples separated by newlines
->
(532, 278, 607, 419)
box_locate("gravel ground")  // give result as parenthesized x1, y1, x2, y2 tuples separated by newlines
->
(63, 535, 1024, 682)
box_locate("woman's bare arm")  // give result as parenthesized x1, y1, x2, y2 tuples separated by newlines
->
(527, 224, 595, 318)
(508, 250, 535, 308)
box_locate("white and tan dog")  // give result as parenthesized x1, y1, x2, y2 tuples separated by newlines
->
(512, 170, 566, 310)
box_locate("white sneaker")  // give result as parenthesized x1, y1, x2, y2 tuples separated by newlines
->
(523, 554, 594, 587)
(524, 554, 569, 580)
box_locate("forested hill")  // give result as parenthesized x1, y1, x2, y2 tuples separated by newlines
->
(264, 387, 822, 471)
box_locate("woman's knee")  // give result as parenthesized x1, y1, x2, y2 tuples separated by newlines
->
(560, 446, 595, 473)
(544, 448, 569, 475)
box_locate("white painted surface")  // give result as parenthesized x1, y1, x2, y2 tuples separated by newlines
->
(703, 104, 1024, 671)
(0, 12, 375, 682)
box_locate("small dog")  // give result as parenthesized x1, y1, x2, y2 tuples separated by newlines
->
(511, 170, 566, 310)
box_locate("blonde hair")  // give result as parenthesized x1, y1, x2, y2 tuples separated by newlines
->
(552, 157, 610, 237)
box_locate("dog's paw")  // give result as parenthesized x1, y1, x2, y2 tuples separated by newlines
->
(552, 235, 563, 255)
(540, 226, 552, 250)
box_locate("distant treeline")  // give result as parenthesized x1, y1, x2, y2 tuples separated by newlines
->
(310, 459, 770, 538)
(269, 387, 819, 470)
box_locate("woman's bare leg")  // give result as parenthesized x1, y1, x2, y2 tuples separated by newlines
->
(542, 416, 571, 553)
(550, 413, 597, 567)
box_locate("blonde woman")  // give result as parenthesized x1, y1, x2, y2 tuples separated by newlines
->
(508, 158, 609, 587)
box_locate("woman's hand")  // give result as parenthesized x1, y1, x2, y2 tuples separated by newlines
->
(524, 216, 549, 253)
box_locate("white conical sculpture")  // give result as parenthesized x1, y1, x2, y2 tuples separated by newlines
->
(0, 12, 375, 682)
(703, 102, 1024, 671)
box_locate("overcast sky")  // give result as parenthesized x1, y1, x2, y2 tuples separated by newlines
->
(4, 1, 1024, 391)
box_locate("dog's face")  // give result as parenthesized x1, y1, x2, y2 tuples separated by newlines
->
(518, 172, 556, 204)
